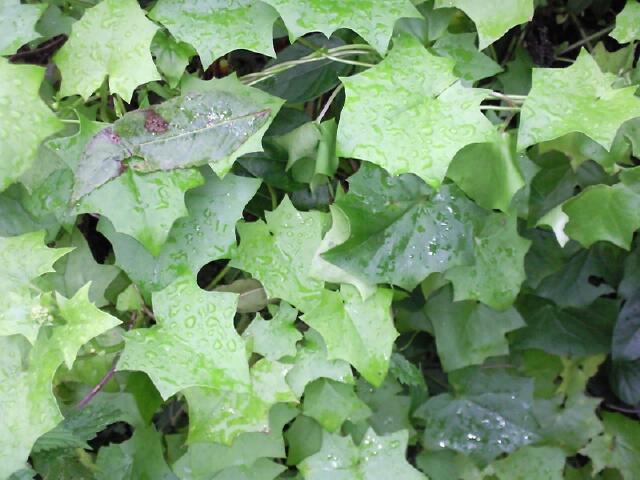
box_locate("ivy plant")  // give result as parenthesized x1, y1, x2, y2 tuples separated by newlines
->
(2, 0, 640, 478)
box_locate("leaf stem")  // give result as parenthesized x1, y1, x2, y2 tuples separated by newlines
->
(480, 105, 521, 112)
(555, 24, 614, 56)
(206, 265, 231, 290)
(316, 84, 344, 123)
(267, 184, 278, 210)
(60, 119, 80, 124)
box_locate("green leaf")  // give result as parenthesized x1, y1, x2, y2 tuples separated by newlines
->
(95, 425, 176, 480)
(337, 34, 495, 188)
(445, 212, 530, 309)
(117, 276, 250, 399)
(611, 291, 640, 405)
(563, 169, 640, 250)
(580, 412, 640, 478)
(322, 162, 477, 291)
(434, 0, 534, 49)
(416, 369, 540, 466)
(0, 59, 62, 192)
(612, 1, 640, 44)
(231, 196, 327, 312)
(185, 359, 297, 444)
(150, 0, 279, 68)
(151, 30, 196, 89)
(78, 168, 204, 255)
(433, 32, 502, 82)
(98, 171, 260, 296)
(299, 429, 425, 479)
(303, 379, 371, 432)
(0, 287, 120, 478)
(54, 0, 159, 101)
(486, 445, 565, 480)
(303, 285, 397, 386)
(243, 302, 302, 361)
(73, 86, 277, 199)
(447, 132, 527, 212)
(0, 1, 45, 55)
(210, 459, 286, 480)
(424, 287, 525, 371)
(0, 231, 71, 342)
(262, 0, 420, 53)
(518, 49, 640, 151)
(356, 377, 414, 436)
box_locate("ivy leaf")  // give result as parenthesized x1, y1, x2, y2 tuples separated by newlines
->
(262, 0, 420, 53)
(563, 168, 640, 250)
(322, 162, 477, 291)
(150, 0, 279, 68)
(0, 60, 62, 192)
(486, 446, 565, 480)
(95, 425, 176, 480)
(117, 276, 250, 399)
(285, 329, 354, 397)
(356, 377, 414, 436)
(445, 212, 531, 310)
(337, 34, 495, 188)
(299, 429, 425, 480)
(611, 291, 640, 405)
(0, 1, 45, 55)
(98, 171, 260, 296)
(518, 49, 640, 151)
(433, 32, 502, 82)
(580, 412, 640, 478)
(0, 287, 120, 478)
(611, 1, 640, 44)
(73, 86, 276, 199)
(78, 168, 204, 255)
(151, 30, 196, 89)
(243, 302, 302, 361)
(185, 359, 297, 444)
(0, 231, 71, 342)
(447, 132, 527, 212)
(416, 369, 540, 466)
(424, 287, 525, 372)
(303, 379, 371, 432)
(231, 196, 327, 312)
(434, 0, 534, 49)
(42, 229, 120, 308)
(303, 285, 397, 387)
(53, 0, 160, 101)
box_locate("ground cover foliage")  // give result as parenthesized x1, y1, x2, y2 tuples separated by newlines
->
(2, 0, 640, 478)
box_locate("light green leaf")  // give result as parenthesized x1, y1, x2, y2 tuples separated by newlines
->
(433, 32, 502, 82)
(231, 196, 327, 312)
(337, 34, 495, 188)
(78, 168, 204, 256)
(243, 302, 302, 361)
(185, 359, 297, 444)
(150, 0, 279, 68)
(211, 459, 286, 480)
(42, 229, 120, 307)
(0, 231, 71, 342)
(563, 169, 640, 250)
(54, 0, 160, 101)
(322, 162, 478, 291)
(117, 276, 250, 399)
(262, 0, 420, 53)
(518, 49, 640, 151)
(424, 287, 524, 371)
(285, 329, 354, 398)
(98, 171, 260, 296)
(95, 425, 176, 480)
(303, 285, 397, 387)
(303, 379, 371, 432)
(580, 412, 640, 478)
(299, 429, 425, 480)
(0, 1, 45, 55)
(0, 59, 62, 192)
(151, 30, 196, 88)
(486, 446, 565, 480)
(356, 377, 414, 436)
(435, 0, 534, 49)
(445, 213, 531, 309)
(612, 1, 640, 44)
(447, 132, 527, 212)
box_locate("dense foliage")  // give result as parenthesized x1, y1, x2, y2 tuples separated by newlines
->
(2, 0, 640, 478)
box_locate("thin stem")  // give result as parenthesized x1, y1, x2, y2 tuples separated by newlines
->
(488, 91, 527, 102)
(556, 25, 614, 56)
(75, 360, 117, 409)
(206, 265, 230, 290)
(316, 84, 344, 123)
(267, 184, 278, 210)
(60, 119, 80, 124)
(481, 105, 521, 112)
